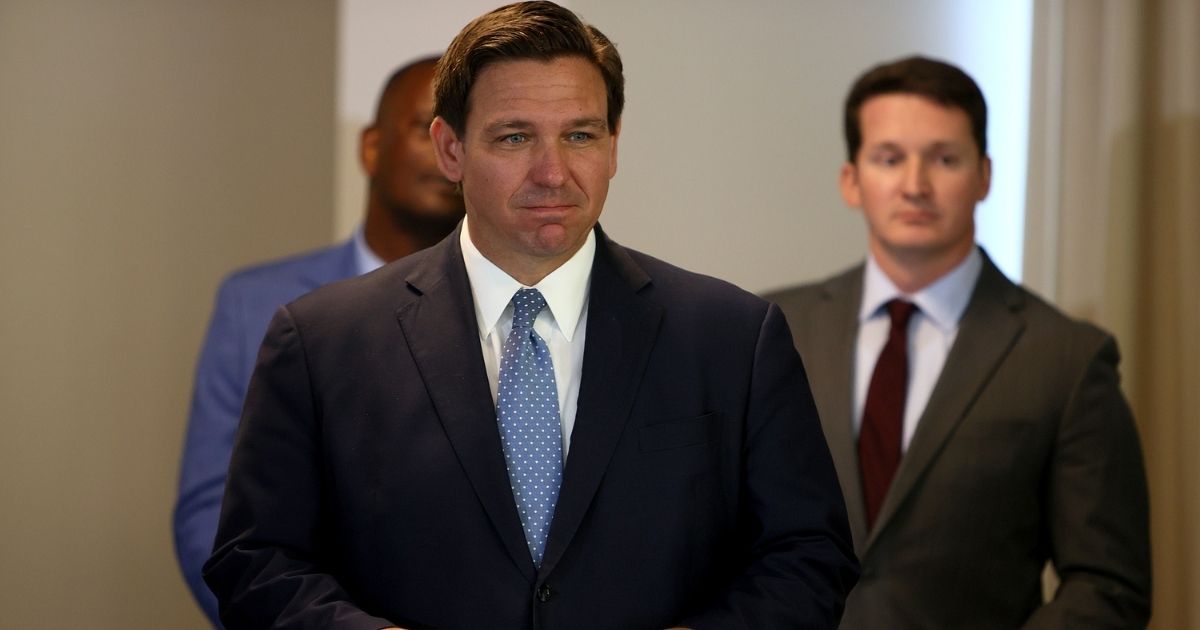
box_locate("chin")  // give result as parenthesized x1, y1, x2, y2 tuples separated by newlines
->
(529, 227, 584, 255)
(883, 228, 948, 250)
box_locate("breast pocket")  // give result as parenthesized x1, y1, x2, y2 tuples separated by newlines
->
(638, 412, 722, 452)
(940, 416, 1046, 497)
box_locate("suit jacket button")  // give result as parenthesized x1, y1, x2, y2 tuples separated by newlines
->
(536, 584, 553, 602)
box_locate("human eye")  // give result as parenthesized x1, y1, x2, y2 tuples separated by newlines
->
(566, 130, 595, 143)
(498, 133, 528, 146)
(936, 152, 962, 167)
(871, 151, 901, 167)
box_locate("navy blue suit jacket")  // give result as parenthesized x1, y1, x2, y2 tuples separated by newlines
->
(174, 240, 359, 625)
(204, 226, 858, 629)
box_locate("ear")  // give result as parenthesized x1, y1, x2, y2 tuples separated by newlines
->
(839, 162, 862, 208)
(977, 154, 993, 202)
(359, 125, 380, 177)
(608, 119, 621, 179)
(429, 117, 464, 183)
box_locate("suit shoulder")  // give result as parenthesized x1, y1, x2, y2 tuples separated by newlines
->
(761, 265, 861, 314)
(286, 243, 438, 317)
(1009, 283, 1115, 355)
(623, 247, 768, 313)
(219, 242, 352, 294)
(965, 261, 1119, 374)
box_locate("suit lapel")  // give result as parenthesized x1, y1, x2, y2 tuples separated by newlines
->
(538, 229, 662, 578)
(811, 268, 871, 552)
(865, 254, 1025, 552)
(395, 231, 537, 582)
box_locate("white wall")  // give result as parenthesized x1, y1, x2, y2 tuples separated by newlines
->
(336, 1, 1032, 292)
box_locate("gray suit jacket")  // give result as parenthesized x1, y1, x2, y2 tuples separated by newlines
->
(764, 250, 1150, 629)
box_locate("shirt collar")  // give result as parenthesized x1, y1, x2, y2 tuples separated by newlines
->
(460, 216, 595, 342)
(352, 225, 386, 275)
(860, 246, 982, 332)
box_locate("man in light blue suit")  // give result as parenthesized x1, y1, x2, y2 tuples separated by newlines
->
(172, 55, 465, 626)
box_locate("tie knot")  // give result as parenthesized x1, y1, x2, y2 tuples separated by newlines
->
(886, 299, 917, 327)
(510, 288, 547, 330)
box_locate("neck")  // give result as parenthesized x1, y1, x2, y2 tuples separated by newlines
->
(489, 252, 568, 287)
(505, 264, 557, 288)
(871, 241, 974, 294)
(466, 221, 588, 288)
(362, 196, 458, 263)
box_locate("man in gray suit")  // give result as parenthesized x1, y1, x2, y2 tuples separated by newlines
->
(765, 56, 1151, 628)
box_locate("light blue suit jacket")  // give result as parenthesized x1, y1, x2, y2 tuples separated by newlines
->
(173, 240, 359, 626)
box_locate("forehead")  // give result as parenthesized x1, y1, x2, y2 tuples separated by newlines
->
(466, 56, 606, 128)
(858, 93, 974, 147)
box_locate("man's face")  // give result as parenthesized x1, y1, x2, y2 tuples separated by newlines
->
(430, 56, 618, 279)
(363, 62, 464, 222)
(841, 93, 990, 267)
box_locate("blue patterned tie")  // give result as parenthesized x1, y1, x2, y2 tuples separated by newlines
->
(496, 288, 563, 566)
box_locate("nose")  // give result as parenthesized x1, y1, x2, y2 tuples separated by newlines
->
(530, 142, 567, 188)
(902, 159, 931, 198)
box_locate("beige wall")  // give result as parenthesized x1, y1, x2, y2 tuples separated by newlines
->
(0, 1, 335, 627)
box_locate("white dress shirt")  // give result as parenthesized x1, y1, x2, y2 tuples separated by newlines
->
(854, 247, 982, 451)
(459, 217, 593, 460)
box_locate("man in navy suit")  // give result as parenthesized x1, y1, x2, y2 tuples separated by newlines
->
(203, 2, 857, 629)
(173, 55, 464, 626)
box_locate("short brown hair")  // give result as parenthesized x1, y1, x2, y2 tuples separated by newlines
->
(434, 1, 624, 135)
(844, 55, 987, 162)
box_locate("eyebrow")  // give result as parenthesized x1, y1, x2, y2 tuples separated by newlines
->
(567, 117, 608, 131)
(869, 140, 966, 152)
(482, 117, 608, 135)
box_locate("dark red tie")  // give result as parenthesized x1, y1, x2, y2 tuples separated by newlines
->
(859, 299, 917, 531)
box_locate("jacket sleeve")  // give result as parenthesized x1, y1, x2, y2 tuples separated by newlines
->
(1023, 336, 1152, 628)
(680, 303, 860, 629)
(202, 306, 393, 630)
(174, 279, 248, 626)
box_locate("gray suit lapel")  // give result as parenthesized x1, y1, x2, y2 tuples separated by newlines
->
(811, 268, 871, 552)
(865, 254, 1026, 552)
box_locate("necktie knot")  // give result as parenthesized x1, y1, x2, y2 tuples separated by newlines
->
(886, 299, 917, 329)
(511, 288, 547, 331)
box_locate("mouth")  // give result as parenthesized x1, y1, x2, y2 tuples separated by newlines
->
(895, 208, 938, 224)
(517, 195, 581, 213)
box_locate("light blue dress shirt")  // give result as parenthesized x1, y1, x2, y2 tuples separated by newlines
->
(854, 247, 983, 451)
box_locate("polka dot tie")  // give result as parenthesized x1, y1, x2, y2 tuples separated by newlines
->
(496, 288, 563, 567)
